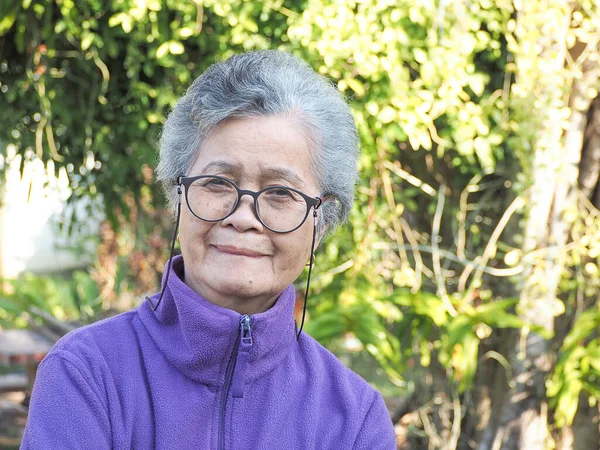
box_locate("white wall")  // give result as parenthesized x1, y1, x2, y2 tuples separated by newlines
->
(0, 145, 99, 279)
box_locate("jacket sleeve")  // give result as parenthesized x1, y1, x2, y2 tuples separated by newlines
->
(352, 390, 397, 450)
(21, 351, 112, 449)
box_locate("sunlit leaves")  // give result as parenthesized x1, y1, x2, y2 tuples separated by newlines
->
(548, 309, 600, 427)
(0, 0, 297, 226)
(288, 0, 508, 167)
(0, 2, 19, 35)
(0, 270, 102, 328)
(155, 41, 184, 58)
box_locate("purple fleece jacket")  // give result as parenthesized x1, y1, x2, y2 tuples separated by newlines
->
(21, 255, 396, 449)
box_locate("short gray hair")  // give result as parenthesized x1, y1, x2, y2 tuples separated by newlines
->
(156, 50, 359, 233)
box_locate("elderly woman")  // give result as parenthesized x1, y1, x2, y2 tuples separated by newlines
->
(22, 51, 396, 449)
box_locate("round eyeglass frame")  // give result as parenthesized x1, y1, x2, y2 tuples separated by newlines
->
(177, 175, 322, 233)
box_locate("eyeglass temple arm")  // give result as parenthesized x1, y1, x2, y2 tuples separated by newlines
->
(297, 207, 319, 340)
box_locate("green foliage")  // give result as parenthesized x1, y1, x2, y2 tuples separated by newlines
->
(307, 274, 404, 385)
(0, 270, 101, 328)
(547, 308, 600, 427)
(289, 0, 511, 170)
(549, 198, 600, 427)
(0, 0, 300, 225)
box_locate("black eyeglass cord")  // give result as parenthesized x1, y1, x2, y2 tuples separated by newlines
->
(146, 185, 182, 311)
(296, 208, 318, 340)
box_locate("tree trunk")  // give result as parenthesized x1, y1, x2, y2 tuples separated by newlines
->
(499, 6, 569, 450)
(479, 3, 600, 449)
(579, 97, 600, 202)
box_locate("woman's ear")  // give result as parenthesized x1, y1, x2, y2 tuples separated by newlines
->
(315, 224, 327, 249)
(315, 198, 329, 249)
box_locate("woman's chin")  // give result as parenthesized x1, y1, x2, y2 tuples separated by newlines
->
(216, 280, 263, 296)
(197, 271, 277, 303)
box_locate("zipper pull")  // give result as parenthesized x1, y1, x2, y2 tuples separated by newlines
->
(231, 315, 253, 398)
(240, 314, 252, 346)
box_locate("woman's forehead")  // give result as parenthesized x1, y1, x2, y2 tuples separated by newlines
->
(187, 116, 317, 188)
(194, 160, 307, 187)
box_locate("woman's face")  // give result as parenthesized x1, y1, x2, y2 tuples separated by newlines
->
(178, 115, 320, 315)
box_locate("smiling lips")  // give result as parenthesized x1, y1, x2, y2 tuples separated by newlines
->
(213, 245, 269, 257)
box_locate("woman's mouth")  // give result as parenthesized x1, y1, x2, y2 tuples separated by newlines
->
(213, 245, 269, 258)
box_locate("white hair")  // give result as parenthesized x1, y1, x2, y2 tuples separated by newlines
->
(156, 50, 359, 233)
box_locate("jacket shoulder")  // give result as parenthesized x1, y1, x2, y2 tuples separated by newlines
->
(293, 334, 396, 448)
(297, 332, 379, 398)
(46, 309, 140, 368)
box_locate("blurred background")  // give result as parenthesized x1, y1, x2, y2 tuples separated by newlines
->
(0, 0, 599, 449)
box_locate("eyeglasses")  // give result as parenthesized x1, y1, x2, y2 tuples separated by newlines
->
(178, 175, 322, 233)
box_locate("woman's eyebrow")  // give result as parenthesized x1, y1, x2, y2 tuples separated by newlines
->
(196, 161, 305, 187)
(260, 167, 305, 187)
(199, 161, 240, 176)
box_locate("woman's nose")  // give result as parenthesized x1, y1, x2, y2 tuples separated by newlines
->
(220, 194, 264, 232)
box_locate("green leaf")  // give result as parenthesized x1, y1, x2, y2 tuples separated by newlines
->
(81, 32, 94, 51)
(555, 379, 582, 427)
(108, 13, 124, 28)
(0, 9, 17, 36)
(156, 42, 170, 59)
(378, 106, 397, 124)
(563, 310, 600, 349)
(147, 0, 162, 11)
(347, 78, 365, 97)
(169, 41, 184, 55)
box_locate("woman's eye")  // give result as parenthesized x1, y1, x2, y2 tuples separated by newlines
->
(265, 188, 294, 198)
(264, 188, 302, 203)
(202, 177, 230, 187)
(193, 177, 234, 191)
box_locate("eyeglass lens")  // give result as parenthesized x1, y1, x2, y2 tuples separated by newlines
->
(186, 177, 309, 232)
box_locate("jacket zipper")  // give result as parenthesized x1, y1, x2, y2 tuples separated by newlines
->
(218, 315, 253, 450)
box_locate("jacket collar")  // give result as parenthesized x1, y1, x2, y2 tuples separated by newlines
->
(138, 255, 298, 385)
